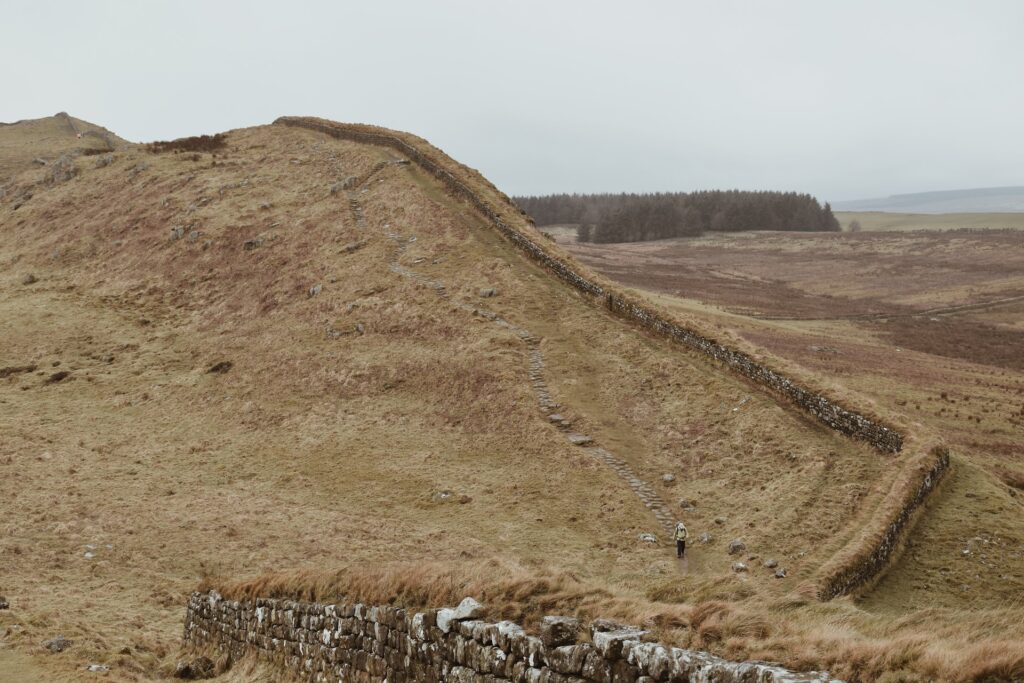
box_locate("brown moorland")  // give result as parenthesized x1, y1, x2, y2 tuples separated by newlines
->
(0, 118, 1020, 682)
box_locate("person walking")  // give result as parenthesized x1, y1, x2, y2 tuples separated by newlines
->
(674, 520, 688, 558)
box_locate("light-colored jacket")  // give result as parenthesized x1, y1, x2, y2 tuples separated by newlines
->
(674, 523, 687, 541)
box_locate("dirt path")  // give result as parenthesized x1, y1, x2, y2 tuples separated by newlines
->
(346, 162, 677, 538)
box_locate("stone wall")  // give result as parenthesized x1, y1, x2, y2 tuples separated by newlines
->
(270, 116, 947, 600)
(816, 447, 951, 600)
(273, 116, 901, 454)
(183, 591, 838, 683)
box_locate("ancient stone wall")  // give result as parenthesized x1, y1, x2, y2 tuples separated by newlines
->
(270, 116, 947, 600)
(816, 447, 950, 600)
(183, 591, 837, 683)
(273, 116, 901, 454)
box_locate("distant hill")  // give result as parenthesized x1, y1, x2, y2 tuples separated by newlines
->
(0, 112, 129, 182)
(833, 186, 1024, 213)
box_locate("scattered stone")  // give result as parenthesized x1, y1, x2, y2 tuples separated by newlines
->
(0, 596, 8, 609)
(94, 154, 114, 169)
(478, 287, 497, 298)
(174, 655, 215, 679)
(86, 664, 109, 672)
(46, 370, 70, 384)
(678, 498, 695, 510)
(698, 532, 714, 544)
(20, 273, 37, 285)
(258, 202, 272, 210)
(308, 284, 323, 298)
(809, 345, 840, 355)
(728, 539, 746, 555)
(714, 516, 726, 525)
(451, 597, 484, 621)
(170, 225, 185, 241)
(662, 473, 675, 485)
(637, 533, 658, 544)
(43, 636, 72, 653)
(431, 490, 454, 503)
(188, 230, 201, 241)
(458, 494, 472, 504)
(330, 182, 345, 195)
(732, 562, 748, 573)
(764, 558, 778, 569)
(539, 616, 579, 647)
(207, 361, 232, 374)
(775, 569, 787, 579)
(32, 157, 47, 165)
(243, 238, 263, 251)
(355, 323, 365, 335)
(341, 240, 365, 254)
(567, 433, 593, 446)
(548, 414, 565, 423)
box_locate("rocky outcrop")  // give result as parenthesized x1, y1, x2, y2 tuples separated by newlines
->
(183, 591, 839, 683)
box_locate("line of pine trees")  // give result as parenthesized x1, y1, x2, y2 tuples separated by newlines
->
(513, 191, 840, 243)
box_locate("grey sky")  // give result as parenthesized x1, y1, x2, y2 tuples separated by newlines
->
(3, 1, 1022, 201)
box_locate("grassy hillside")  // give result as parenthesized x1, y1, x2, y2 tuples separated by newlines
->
(0, 112, 127, 183)
(0, 119, 1020, 681)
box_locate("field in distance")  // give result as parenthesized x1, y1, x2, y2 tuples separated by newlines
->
(837, 211, 1024, 232)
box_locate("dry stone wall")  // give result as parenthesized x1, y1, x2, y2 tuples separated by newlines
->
(270, 117, 947, 600)
(274, 116, 900, 454)
(183, 591, 839, 683)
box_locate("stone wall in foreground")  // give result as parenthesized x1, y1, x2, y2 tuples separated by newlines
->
(183, 591, 838, 683)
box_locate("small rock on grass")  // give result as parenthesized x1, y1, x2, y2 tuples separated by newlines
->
(21, 273, 38, 285)
(728, 539, 746, 555)
(478, 287, 497, 298)
(0, 595, 9, 609)
(775, 568, 787, 579)
(764, 558, 778, 569)
(638, 533, 658, 543)
(86, 664, 109, 672)
(43, 636, 72, 653)
(732, 562, 748, 573)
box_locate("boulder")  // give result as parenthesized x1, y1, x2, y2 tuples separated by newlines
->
(539, 615, 579, 647)
(764, 558, 778, 569)
(173, 656, 215, 679)
(728, 539, 746, 555)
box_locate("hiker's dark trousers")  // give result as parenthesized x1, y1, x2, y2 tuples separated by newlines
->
(676, 540, 685, 557)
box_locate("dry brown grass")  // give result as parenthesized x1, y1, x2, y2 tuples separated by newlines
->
(0, 117, 1017, 681)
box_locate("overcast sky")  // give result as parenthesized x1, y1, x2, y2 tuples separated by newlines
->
(3, 1, 1022, 201)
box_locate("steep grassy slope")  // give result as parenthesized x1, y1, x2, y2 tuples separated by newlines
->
(0, 119, 1018, 681)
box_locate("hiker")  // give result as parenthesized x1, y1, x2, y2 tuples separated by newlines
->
(674, 520, 688, 558)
